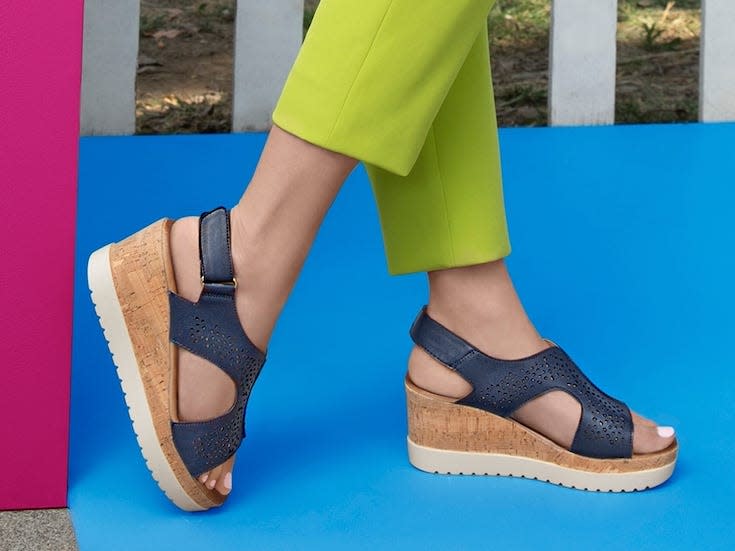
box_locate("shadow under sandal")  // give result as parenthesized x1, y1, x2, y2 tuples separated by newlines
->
(406, 307, 678, 492)
(87, 207, 265, 511)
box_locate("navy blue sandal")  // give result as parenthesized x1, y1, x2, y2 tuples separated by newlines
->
(406, 307, 678, 491)
(88, 207, 265, 510)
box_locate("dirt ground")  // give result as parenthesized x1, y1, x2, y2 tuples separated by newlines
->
(136, 0, 701, 134)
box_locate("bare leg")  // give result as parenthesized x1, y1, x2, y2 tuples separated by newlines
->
(170, 125, 357, 494)
(408, 259, 676, 455)
(169, 125, 674, 495)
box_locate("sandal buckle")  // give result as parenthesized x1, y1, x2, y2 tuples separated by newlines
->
(200, 275, 238, 289)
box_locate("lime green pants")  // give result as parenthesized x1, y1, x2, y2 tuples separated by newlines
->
(272, 0, 510, 274)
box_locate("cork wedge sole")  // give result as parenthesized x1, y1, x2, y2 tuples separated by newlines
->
(87, 220, 226, 511)
(406, 378, 678, 492)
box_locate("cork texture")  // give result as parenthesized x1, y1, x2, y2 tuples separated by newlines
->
(406, 377, 677, 474)
(109, 219, 225, 509)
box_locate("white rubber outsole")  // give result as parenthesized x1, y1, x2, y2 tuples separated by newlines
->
(88, 244, 206, 511)
(408, 438, 676, 492)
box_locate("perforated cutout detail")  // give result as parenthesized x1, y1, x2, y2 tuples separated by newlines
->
(191, 410, 243, 468)
(188, 315, 262, 385)
(169, 292, 266, 476)
(410, 308, 633, 459)
(456, 347, 632, 458)
(168, 207, 270, 476)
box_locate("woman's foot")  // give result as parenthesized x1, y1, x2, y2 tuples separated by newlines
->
(169, 214, 271, 496)
(408, 259, 675, 456)
(169, 126, 357, 496)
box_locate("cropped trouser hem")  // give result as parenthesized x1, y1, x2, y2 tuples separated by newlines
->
(272, 0, 510, 275)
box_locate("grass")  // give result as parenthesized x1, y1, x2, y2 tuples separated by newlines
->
(137, 93, 230, 134)
(482, 0, 701, 126)
(136, 0, 703, 133)
(487, 0, 550, 47)
(140, 13, 168, 36)
(616, 0, 700, 124)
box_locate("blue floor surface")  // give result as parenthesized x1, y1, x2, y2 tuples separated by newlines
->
(70, 123, 735, 550)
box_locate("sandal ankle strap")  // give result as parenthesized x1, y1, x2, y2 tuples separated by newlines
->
(199, 207, 237, 293)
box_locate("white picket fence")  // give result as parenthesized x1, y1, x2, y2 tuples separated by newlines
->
(80, 0, 735, 135)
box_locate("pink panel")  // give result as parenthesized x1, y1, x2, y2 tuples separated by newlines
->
(0, 1, 82, 509)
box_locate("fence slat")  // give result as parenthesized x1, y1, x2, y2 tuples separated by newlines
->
(233, 0, 304, 132)
(549, 0, 618, 126)
(80, 0, 140, 135)
(700, 0, 735, 122)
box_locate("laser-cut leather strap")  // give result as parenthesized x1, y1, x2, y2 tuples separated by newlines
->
(169, 207, 266, 477)
(410, 306, 633, 459)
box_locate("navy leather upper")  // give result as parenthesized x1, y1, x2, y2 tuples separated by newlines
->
(410, 307, 633, 459)
(169, 207, 266, 477)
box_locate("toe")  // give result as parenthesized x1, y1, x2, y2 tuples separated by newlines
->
(205, 464, 223, 490)
(215, 456, 236, 496)
(631, 410, 656, 427)
(216, 472, 232, 496)
(633, 421, 676, 454)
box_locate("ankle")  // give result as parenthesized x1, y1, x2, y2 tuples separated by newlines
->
(227, 203, 296, 351)
(426, 260, 547, 360)
(169, 210, 282, 352)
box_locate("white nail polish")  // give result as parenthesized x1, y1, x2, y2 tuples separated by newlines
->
(657, 426, 675, 438)
(224, 472, 232, 491)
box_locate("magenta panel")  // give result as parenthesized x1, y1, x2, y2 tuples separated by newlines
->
(0, 1, 83, 509)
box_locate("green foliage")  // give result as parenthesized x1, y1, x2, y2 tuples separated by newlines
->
(619, 0, 699, 9)
(498, 85, 547, 108)
(193, 2, 234, 34)
(641, 20, 683, 51)
(487, 0, 550, 46)
(642, 21, 665, 49)
(140, 13, 166, 36)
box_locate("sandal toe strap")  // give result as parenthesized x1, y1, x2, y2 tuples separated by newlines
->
(171, 406, 245, 478)
(570, 383, 633, 459)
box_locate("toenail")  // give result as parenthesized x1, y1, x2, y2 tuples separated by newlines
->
(200, 473, 208, 484)
(657, 426, 675, 438)
(224, 472, 232, 491)
(207, 479, 216, 489)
